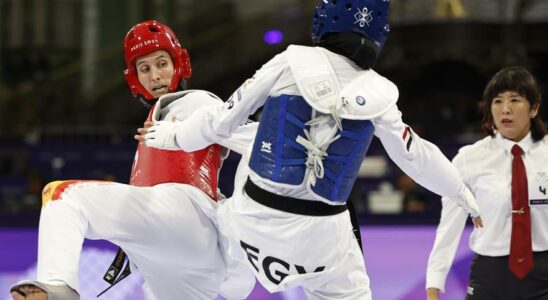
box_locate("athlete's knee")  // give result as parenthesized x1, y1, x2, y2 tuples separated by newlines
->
(41, 180, 84, 207)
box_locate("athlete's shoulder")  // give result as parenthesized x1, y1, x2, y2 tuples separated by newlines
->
(261, 46, 293, 68)
(153, 90, 222, 121)
(179, 90, 223, 106)
(364, 69, 398, 104)
(286, 44, 314, 52)
(338, 69, 398, 119)
(284, 44, 321, 61)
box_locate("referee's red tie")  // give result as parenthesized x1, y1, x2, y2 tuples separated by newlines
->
(509, 144, 533, 279)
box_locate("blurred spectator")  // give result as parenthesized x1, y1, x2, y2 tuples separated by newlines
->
(368, 181, 404, 214)
(187, 0, 236, 36)
(396, 171, 428, 213)
(21, 170, 44, 210)
(396, 171, 441, 215)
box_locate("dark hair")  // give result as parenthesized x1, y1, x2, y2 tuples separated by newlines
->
(480, 66, 546, 141)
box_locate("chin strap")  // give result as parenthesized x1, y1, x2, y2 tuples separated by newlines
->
(136, 94, 157, 108)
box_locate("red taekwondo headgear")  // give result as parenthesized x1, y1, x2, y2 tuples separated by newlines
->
(123, 20, 192, 104)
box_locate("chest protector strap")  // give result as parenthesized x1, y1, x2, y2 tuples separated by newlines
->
(286, 45, 341, 115)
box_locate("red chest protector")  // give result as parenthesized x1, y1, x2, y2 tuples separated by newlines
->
(129, 108, 221, 201)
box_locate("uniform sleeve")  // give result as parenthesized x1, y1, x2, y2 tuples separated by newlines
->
(426, 152, 469, 292)
(372, 104, 465, 199)
(216, 122, 258, 156)
(174, 53, 287, 152)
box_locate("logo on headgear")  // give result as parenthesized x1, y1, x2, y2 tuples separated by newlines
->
(130, 39, 159, 52)
(354, 7, 374, 27)
(355, 96, 366, 106)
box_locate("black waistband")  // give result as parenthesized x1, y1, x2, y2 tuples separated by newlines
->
(244, 178, 347, 216)
(477, 250, 548, 260)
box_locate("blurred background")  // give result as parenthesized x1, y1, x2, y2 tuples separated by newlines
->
(0, 0, 548, 299)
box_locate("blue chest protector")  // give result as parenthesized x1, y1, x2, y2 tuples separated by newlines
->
(249, 94, 375, 203)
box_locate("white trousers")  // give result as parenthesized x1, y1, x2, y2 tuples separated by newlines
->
(37, 180, 253, 300)
(217, 187, 372, 300)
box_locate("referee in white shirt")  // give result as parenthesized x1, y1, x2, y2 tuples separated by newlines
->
(426, 66, 548, 300)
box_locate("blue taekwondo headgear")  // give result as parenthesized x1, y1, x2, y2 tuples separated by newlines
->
(311, 0, 391, 51)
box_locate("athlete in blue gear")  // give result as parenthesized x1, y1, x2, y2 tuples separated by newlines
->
(140, 1, 482, 298)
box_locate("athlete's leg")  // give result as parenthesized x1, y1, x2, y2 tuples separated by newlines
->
(215, 199, 256, 300)
(10, 180, 94, 300)
(12, 181, 225, 300)
(301, 239, 371, 300)
(115, 183, 225, 299)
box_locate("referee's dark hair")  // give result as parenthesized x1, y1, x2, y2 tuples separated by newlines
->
(480, 66, 546, 142)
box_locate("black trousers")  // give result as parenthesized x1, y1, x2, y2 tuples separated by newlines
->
(466, 251, 548, 300)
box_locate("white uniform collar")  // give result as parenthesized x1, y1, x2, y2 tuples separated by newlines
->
(494, 131, 534, 154)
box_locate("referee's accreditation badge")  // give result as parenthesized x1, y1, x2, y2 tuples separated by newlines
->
(530, 171, 548, 205)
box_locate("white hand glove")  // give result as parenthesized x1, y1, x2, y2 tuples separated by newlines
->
(453, 185, 481, 218)
(144, 121, 181, 150)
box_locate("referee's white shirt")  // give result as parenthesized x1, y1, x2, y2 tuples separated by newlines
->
(426, 132, 548, 292)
